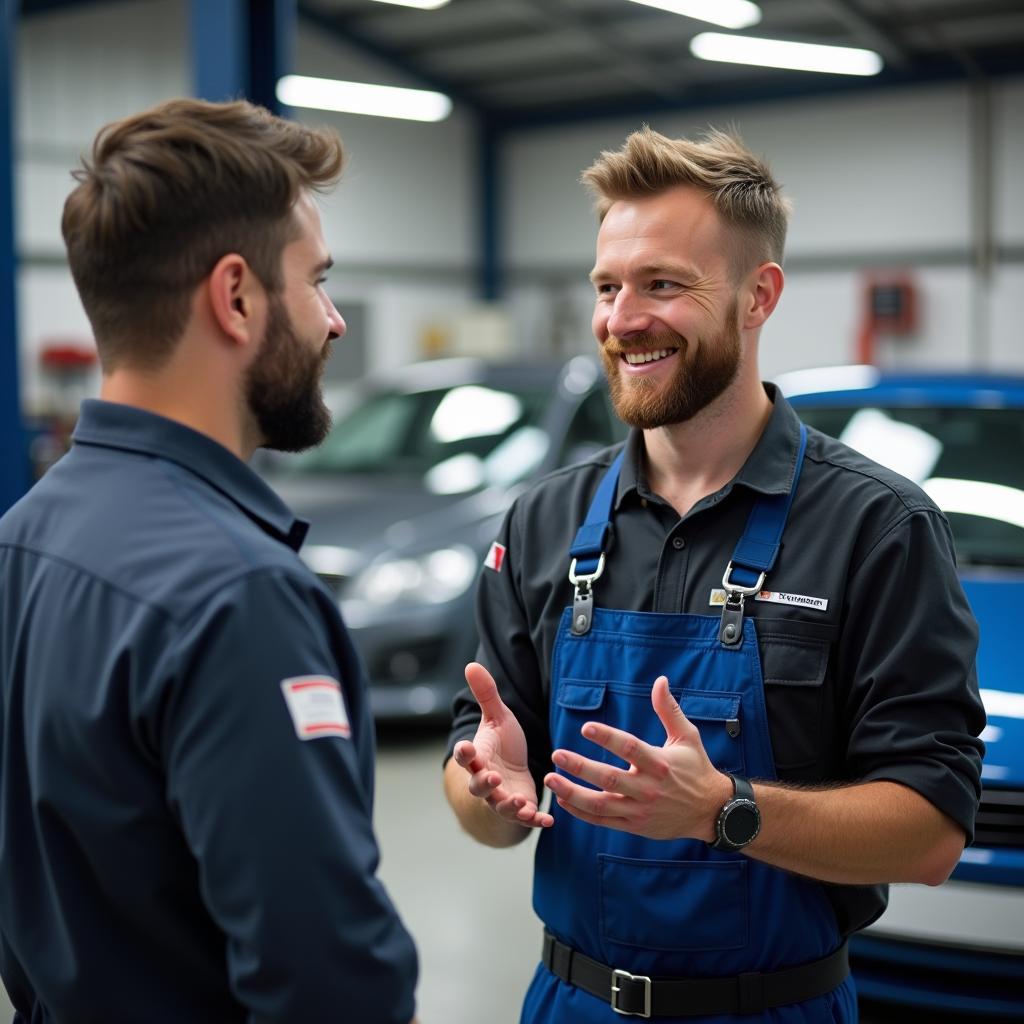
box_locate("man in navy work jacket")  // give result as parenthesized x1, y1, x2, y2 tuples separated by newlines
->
(0, 99, 418, 1023)
(444, 127, 985, 1023)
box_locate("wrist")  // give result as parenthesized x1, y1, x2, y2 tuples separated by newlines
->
(700, 771, 736, 843)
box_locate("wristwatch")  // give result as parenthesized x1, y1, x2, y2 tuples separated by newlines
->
(710, 774, 761, 851)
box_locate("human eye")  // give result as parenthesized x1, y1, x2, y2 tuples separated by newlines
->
(651, 279, 679, 291)
(594, 281, 618, 297)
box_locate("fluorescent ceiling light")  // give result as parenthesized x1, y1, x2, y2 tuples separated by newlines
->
(691, 32, 883, 76)
(368, 0, 451, 8)
(276, 74, 452, 122)
(627, 0, 761, 30)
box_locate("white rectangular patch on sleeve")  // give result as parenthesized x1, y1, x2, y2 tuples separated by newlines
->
(280, 676, 351, 740)
(484, 541, 507, 572)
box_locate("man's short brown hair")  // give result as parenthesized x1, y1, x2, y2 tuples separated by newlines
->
(62, 98, 345, 370)
(581, 125, 791, 278)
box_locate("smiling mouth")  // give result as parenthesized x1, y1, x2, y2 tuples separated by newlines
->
(622, 348, 677, 366)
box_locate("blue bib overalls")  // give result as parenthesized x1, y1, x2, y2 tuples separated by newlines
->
(522, 428, 857, 1022)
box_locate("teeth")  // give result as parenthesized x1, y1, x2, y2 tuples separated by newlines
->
(623, 348, 675, 365)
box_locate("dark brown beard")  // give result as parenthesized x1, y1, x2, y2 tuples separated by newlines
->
(245, 292, 333, 453)
(600, 302, 741, 430)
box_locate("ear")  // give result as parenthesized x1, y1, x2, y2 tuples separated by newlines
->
(206, 253, 264, 348)
(740, 262, 784, 331)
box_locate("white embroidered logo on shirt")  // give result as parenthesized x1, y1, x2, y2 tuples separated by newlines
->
(280, 676, 351, 740)
(756, 590, 829, 612)
(484, 541, 507, 572)
(709, 588, 828, 612)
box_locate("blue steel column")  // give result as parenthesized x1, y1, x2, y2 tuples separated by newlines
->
(0, 0, 27, 512)
(191, 0, 248, 102)
(478, 118, 502, 301)
(191, 0, 295, 112)
(248, 0, 295, 116)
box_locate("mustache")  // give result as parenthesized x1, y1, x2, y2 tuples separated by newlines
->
(603, 330, 686, 357)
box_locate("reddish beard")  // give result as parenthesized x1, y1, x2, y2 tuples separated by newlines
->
(599, 302, 742, 429)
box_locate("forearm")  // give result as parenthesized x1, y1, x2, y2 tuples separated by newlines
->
(443, 758, 532, 849)
(746, 779, 966, 886)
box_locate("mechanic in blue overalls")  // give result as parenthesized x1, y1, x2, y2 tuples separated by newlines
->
(445, 127, 984, 1022)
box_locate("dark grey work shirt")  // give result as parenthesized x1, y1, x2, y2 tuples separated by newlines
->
(0, 400, 417, 1024)
(449, 384, 985, 938)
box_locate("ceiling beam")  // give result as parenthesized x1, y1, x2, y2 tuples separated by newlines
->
(817, 0, 911, 69)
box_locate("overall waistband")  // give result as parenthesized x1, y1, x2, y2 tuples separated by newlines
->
(541, 930, 849, 1018)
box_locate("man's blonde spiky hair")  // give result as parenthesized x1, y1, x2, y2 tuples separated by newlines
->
(581, 125, 791, 275)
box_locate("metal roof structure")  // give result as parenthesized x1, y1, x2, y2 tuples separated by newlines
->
(297, 0, 1024, 126)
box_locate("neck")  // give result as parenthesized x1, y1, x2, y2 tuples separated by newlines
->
(641, 373, 773, 518)
(100, 368, 254, 461)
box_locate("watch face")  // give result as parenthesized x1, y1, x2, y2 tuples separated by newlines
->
(723, 801, 760, 845)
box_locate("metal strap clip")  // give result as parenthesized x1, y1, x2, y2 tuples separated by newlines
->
(568, 553, 606, 636)
(611, 968, 652, 1018)
(718, 561, 766, 647)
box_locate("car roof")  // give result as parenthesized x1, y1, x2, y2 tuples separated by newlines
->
(365, 357, 576, 396)
(776, 365, 1024, 406)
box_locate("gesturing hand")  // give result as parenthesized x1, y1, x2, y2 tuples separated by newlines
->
(543, 675, 732, 841)
(451, 662, 553, 829)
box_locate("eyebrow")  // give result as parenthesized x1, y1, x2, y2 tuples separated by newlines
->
(589, 261, 703, 284)
(313, 257, 334, 276)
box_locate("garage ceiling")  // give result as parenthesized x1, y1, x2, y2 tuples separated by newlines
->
(299, 0, 1024, 125)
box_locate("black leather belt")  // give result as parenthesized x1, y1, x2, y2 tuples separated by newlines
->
(541, 930, 849, 1018)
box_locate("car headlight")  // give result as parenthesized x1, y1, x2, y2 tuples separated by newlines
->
(346, 544, 479, 607)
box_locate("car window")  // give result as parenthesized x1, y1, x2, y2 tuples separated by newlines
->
(797, 405, 1024, 569)
(280, 384, 550, 478)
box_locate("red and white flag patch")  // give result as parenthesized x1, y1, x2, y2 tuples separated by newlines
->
(484, 541, 507, 573)
(280, 676, 351, 740)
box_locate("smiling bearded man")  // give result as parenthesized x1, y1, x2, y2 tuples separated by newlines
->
(599, 296, 742, 430)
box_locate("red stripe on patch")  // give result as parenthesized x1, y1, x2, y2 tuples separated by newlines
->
(484, 541, 506, 572)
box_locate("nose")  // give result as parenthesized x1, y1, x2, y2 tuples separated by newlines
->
(604, 288, 655, 340)
(326, 299, 346, 341)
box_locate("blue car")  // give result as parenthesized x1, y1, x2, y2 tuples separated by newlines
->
(779, 366, 1024, 1019)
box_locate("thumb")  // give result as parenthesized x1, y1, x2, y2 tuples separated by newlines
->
(651, 676, 693, 743)
(464, 661, 507, 723)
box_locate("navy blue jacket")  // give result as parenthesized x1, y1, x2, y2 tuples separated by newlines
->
(0, 400, 417, 1023)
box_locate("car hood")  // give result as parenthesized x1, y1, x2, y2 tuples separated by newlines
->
(267, 474, 470, 558)
(962, 575, 1024, 785)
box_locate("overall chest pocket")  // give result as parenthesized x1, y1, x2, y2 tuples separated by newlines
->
(675, 690, 745, 776)
(556, 679, 746, 775)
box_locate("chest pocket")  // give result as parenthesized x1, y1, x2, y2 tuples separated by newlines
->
(556, 679, 745, 775)
(759, 630, 831, 773)
(676, 690, 745, 776)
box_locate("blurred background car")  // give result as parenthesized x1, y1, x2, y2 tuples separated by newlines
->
(262, 354, 626, 723)
(779, 365, 1024, 1021)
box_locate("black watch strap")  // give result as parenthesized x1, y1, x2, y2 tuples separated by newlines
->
(731, 774, 754, 803)
(711, 773, 760, 851)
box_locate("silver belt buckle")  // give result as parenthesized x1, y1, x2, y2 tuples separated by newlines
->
(611, 968, 652, 1018)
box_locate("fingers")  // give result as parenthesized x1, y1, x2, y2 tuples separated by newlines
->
(550, 747, 642, 798)
(464, 662, 508, 722)
(544, 771, 630, 823)
(576, 720, 663, 775)
(651, 675, 696, 743)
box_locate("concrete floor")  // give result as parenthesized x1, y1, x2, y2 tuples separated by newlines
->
(0, 729, 954, 1023)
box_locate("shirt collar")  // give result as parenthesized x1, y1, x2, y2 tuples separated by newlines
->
(72, 399, 308, 550)
(615, 382, 803, 508)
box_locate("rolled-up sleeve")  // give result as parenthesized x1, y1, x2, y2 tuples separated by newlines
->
(839, 507, 985, 839)
(161, 569, 418, 1024)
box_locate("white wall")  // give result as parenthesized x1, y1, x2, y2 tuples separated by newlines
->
(14, 0, 478, 412)
(502, 78, 1024, 377)
(13, 1, 1023, 418)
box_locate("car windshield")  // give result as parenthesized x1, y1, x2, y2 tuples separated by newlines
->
(796, 405, 1024, 569)
(278, 382, 552, 489)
